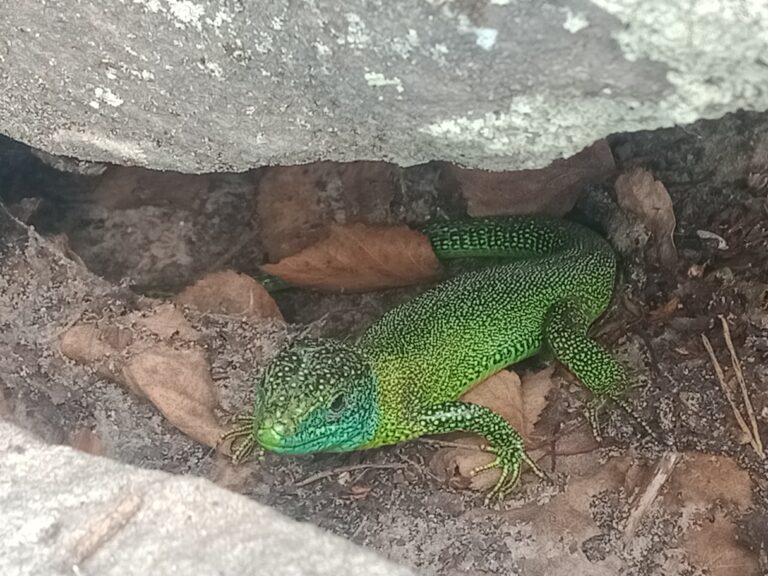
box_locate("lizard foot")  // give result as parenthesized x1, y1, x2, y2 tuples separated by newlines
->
(471, 445, 548, 504)
(219, 415, 260, 464)
(472, 449, 520, 505)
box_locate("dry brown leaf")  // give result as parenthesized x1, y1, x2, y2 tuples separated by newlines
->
(684, 511, 760, 576)
(122, 346, 226, 448)
(513, 453, 633, 576)
(60, 305, 230, 449)
(210, 453, 253, 493)
(520, 366, 556, 441)
(262, 223, 441, 292)
(616, 452, 755, 566)
(615, 168, 678, 267)
(132, 302, 200, 340)
(60, 305, 199, 375)
(257, 162, 400, 261)
(60, 324, 120, 364)
(69, 427, 105, 456)
(666, 453, 753, 511)
(59, 324, 128, 382)
(175, 270, 283, 321)
(648, 296, 681, 322)
(464, 370, 526, 433)
(662, 453, 758, 575)
(445, 140, 615, 217)
(430, 368, 555, 491)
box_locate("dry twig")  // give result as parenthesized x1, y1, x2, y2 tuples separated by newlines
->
(70, 492, 143, 570)
(291, 462, 406, 488)
(702, 327, 764, 458)
(623, 451, 681, 545)
(719, 315, 763, 457)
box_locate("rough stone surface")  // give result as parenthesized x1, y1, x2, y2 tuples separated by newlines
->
(0, 421, 415, 576)
(1, 1, 767, 172)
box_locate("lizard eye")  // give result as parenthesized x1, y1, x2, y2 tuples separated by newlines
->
(328, 393, 346, 416)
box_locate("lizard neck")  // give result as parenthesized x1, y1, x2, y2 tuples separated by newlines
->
(359, 350, 421, 449)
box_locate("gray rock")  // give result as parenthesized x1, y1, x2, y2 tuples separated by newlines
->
(0, 421, 415, 576)
(1, 1, 766, 172)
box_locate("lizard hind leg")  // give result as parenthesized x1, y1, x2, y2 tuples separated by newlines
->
(543, 300, 628, 441)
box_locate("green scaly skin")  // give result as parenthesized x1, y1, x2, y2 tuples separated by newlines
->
(223, 216, 627, 499)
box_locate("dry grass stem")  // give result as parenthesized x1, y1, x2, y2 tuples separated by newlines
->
(718, 315, 763, 457)
(702, 331, 764, 458)
(623, 451, 681, 545)
(292, 462, 406, 488)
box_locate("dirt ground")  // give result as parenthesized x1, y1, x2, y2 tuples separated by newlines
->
(1, 110, 767, 576)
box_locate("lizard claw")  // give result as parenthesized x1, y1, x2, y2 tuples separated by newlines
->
(219, 414, 262, 464)
(468, 446, 523, 505)
(484, 457, 522, 505)
(473, 448, 552, 505)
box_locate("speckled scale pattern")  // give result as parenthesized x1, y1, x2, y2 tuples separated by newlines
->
(253, 339, 380, 452)
(229, 216, 627, 495)
(358, 216, 621, 447)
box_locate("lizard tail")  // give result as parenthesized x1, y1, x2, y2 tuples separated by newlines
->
(612, 396, 673, 447)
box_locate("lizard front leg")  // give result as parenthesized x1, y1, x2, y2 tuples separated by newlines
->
(414, 400, 545, 500)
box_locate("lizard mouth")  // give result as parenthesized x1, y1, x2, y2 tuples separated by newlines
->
(256, 426, 318, 453)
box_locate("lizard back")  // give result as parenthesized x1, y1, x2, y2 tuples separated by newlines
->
(358, 217, 616, 408)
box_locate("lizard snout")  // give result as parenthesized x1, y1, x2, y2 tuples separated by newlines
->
(255, 416, 291, 450)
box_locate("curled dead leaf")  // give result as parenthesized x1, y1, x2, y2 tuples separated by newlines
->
(60, 305, 230, 449)
(59, 324, 127, 382)
(60, 324, 120, 364)
(615, 168, 678, 267)
(518, 367, 557, 442)
(210, 453, 253, 493)
(429, 368, 555, 492)
(447, 140, 615, 217)
(261, 223, 441, 292)
(428, 437, 495, 492)
(621, 452, 759, 575)
(648, 296, 681, 323)
(175, 270, 283, 321)
(121, 346, 226, 448)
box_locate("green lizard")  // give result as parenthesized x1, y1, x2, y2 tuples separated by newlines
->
(223, 216, 628, 499)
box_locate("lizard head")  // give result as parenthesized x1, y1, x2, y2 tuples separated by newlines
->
(251, 339, 379, 454)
